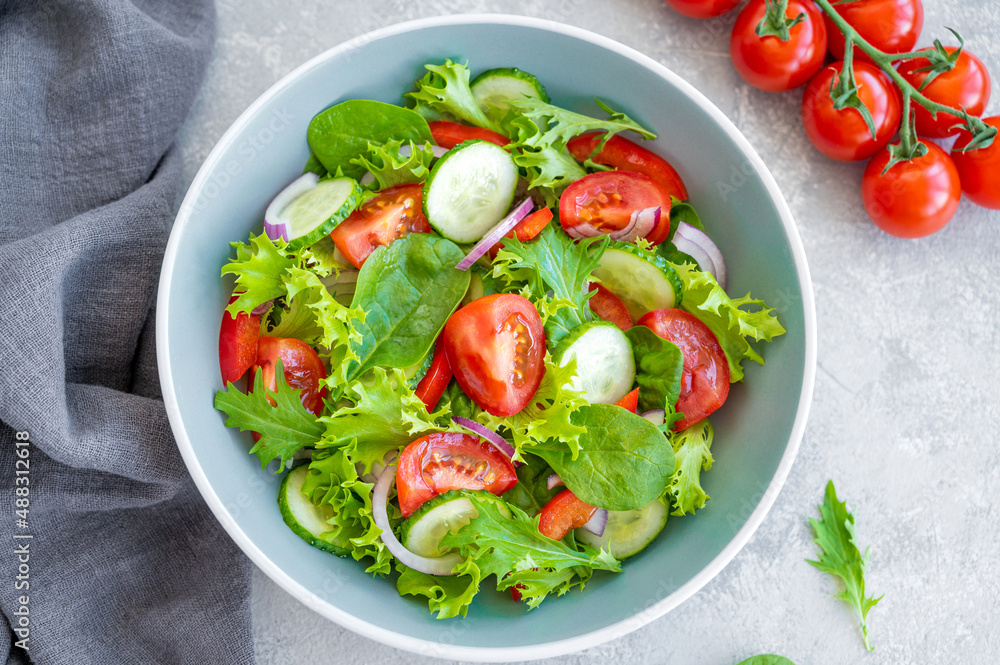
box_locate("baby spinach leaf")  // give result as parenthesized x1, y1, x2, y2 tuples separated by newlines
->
(307, 100, 432, 180)
(530, 403, 675, 511)
(626, 325, 684, 414)
(502, 453, 560, 517)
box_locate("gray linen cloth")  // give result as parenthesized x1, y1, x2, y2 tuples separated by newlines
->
(0, 1, 255, 663)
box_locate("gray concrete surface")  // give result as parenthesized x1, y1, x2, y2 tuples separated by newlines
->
(176, 1, 1000, 663)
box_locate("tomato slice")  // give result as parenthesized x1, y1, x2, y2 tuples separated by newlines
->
(396, 432, 518, 517)
(429, 120, 509, 149)
(538, 489, 597, 541)
(587, 283, 633, 331)
(414, 339, 452, 411)
(219, 295, 261, 385)
(442, 294, 545, 417)
(251, 336, 328, 416)
(614, 387, 639, 414)
(487, 207, 553, 260)
(558, 171, 673, 244)
(566, 132, 688, 201)
(636, 309, 730, 430)
(329, 183, 431, 269)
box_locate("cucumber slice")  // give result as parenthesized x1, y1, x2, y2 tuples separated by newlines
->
(554, 321, 635, 404)
(575, 498, 668, 559)
(423, 140, 518, 243)
(401, 490, 509, 558)
(461, 268, 486, 307)
(273, 176, 360, 251)
(591, 243, 683, 322)
(471, 67, 550, 117)
(278, 465, 350, 555)
(403, 347, 435, 388)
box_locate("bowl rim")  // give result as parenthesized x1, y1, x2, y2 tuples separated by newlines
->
(157, 12, 817, 662)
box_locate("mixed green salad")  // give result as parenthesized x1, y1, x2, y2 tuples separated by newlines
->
(214, 59, 785, 617)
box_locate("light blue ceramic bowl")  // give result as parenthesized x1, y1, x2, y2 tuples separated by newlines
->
(158, 14, 816, 661)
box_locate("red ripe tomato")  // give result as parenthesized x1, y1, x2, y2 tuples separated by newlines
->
(824, 0, 923, 62)
(429, 120, 509, 149)
(663, 0, 741, 19)
(252, 336, 328, 415)
(587, 283, 633, 331)
(219, 295, 261, 385)
(566, 132, 688, 201)
(442, 294, 545, 417)
(801, 61, 901, 162)
(559, 171, 673, 244)
(898, 47, 992, 138)
(396, 432, 517, 517)
(730, 0, 828, 93)
(538, 489, 597, 541)
(861, 141, 961, 238)
(951, 116, 1000, 210)
(635, 309, 730, 430)
(614, 387, 640, 414)
(329, 183, 431, 268)
(413, 339, 452, 411)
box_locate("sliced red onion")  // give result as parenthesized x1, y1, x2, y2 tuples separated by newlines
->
(456, 198, 534, 270)
(581, 508, 609, 537)
(264, 172, 319, 242)
(613, 206, 660, 242)
(546, 474, 564, 490)
(452, 417, 518, 463)
(674, 221, 727, 289)
(251, 299, 274, 317)
(372, 463, 463, 576)
(564, 221, 601, 239)
(640, 410, 666, 427)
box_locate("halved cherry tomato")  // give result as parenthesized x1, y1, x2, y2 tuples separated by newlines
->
(566, 132, 688, 201)
(823, 0, 923, 62)
(329, 183, 431, 269)
(951, 116, 1000, 210)
(429, 120, 509, 149)
(861, 141, 960, 238)
(730, 0, 827, 93)
(559, 171, 673, 245)
(587, 283, 633, 331)
(251, 336, 328, 416)
(538, 489, 597, 541)
(396, 432, 518, 517)
(414, 339, 452, 411)
(442, 294, 545, 417)
(801, 61, 901, 162)
(219, 295, 261, 385)
(898, 46, 992, 138)
(636, 310, 730, 430)
(614, 388, 640, 414)
(663, 0, 741, 19)
(487, 207, 553, 260)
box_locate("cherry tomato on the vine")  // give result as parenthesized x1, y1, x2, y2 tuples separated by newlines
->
(730, 0, 828, 93)
(861, 141, 961, 238)
(559, 171, 673, 244)
(898, 46, 992, 138)
(802, 61, 901, 162)
(662, 0, 741, 19)
(824, 0, 923, 62)
(951, 116, 1000, 210)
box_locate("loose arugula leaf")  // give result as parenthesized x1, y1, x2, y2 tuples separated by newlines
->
(307, 100, 432, 180)
(626, 325, 684, 414)
(493, 225, 608, 346)
(302, 449, 392, 575)
(335, 233, 469, 386)
(396, 562, 482, 619)
(666, 419, 714, 516)
(669, 262, 785, 382)
(808, 480, 882, 651)
(502, 453, 560, 517)
(440, 494, 620, 609)
(350, 139, 436, 190)
(404, 60, 501, 132)
(222, 232, 295, 316)
(506, 97, 655, 152)
(214, 362, 325, 471)
(530, 404, 675, 511)
(734, 657, 797, 665)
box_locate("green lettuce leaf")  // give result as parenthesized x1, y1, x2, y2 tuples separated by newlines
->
(222, 232, 295, 316)
(278, 266, 365, 354)
(294, 235, 348, 278)
(502, 452, 560, 517)
(214, 362, 325, 471)
(404, 60, 501, 132)
(626, 325, 684, 414)
(807, 480, 882, 651)
(506, 97, 655, 152)
(666, 419, 714, 516)
(350, 139, 436, 190)
(396, 563, 482, 619)
(669, 262, 786, 382)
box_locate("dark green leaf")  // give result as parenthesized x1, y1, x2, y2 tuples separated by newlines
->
(502, 453, 560, 516)
(734, 656, 798, 665)
(626, 325, 684, 414)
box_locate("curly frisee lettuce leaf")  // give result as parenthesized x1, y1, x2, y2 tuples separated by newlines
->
(405, 60, 501, 132)
(666, 419, 714, 516)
